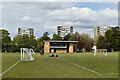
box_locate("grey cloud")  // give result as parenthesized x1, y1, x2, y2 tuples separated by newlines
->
(17, 2, 73, 10)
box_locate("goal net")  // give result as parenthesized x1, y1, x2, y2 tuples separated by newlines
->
(21, 48, 35, 61)
(94, 49, 107, 56)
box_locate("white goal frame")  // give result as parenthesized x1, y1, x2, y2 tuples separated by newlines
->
(21, 48, 35, 61)
(94, 49, 107, 56)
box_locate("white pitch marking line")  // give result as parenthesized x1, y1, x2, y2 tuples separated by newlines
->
(59, 58, 117, 75)
(0, 61, 20, 76)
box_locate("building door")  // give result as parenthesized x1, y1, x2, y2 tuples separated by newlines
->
(67, 43, 69, 53)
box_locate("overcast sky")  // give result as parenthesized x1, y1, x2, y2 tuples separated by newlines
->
(1, 2, 118, 39)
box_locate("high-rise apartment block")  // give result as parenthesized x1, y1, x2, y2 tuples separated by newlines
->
(18, 28, 34, 36)
(94, 26, 112, 40)
(57, 26, 73, 37)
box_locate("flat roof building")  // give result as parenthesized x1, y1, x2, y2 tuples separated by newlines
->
(57, 26, 73, 37)
(18, 28, 34, 36)
(43, 41, 78, 53)
(94, 26, 112, 41)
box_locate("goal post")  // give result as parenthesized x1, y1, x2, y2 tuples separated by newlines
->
(21, 48, 35, 61)
(95, 49, 107, 56)
(30, 48, 35, 54)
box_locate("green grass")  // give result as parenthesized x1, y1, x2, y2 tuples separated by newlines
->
(2, 52, 118, 78)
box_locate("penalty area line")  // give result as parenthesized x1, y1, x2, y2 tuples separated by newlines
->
(59, 58, 117, 75)
(0, 61, 20, 76)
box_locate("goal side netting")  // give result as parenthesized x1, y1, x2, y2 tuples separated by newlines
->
(94, 49, 107, 56)
(21, 48, 35, 61)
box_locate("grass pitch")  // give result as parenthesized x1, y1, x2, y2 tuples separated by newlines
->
(2, 52, 118, 78)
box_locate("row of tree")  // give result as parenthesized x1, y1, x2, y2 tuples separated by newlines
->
(0, 29, 93, 52)
(0, 27, 120, 52)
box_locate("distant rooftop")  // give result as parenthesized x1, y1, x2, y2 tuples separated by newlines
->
(43, 40, 78, 43)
